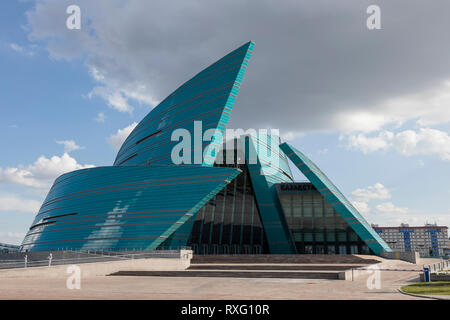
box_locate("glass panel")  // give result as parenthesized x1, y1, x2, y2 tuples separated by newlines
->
(326, 232, 336, 242)
(304, 233, 313, 242)
(349, 231, 358, 242)
(315, 232, 324, 242)
(187, 167, 266, 253)
(324, 216, 335, 229)
(312, 194, 323, 228)
(324, 202, 334, 216)
(280, 185, 369, 257)
(280, 195, 291, 217)
(337, 232, 347, 242)
(292, 196, 301, 217)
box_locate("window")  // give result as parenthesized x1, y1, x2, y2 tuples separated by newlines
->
(315, 232, 324, 242)
(29, 220, 56, 230)
(349, 232, 358, 242)
(326, 232, 336, 242)
(304, 233, 313, 242)
(292, 197, 301, 217)
(136, 130, 162, 145)
(43, 212, 78, 221)
(116, 153, 138, 165)
(337, 232, 347, 242)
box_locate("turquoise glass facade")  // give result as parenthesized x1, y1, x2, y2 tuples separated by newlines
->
(21, 42, 389, 256)
(114, 41, 253, 167)
(243, 135, 297, 254)
(277, 183, 373, 255)
(21, 166, 240, 251)
(21, 42, 252, 252)
(279, 142, 391, 255)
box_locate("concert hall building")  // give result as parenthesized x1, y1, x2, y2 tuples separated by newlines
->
(20, 42, 391, 256)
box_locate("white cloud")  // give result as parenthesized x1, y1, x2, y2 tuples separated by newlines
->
(56, 140, 84, 153)
(24, 1, 450, 135)
(95, 112, 106, 123)
(121, 86, 160, 107)
(0, 167, 43, 188)
(7, 232, 26, 239)
(89, 86, 133, 113)
(350, 183, 409, 219)
(281, 131, 303, 142)
(351, 200, 371, 215)
(0, 194, 41, 213)
(10, 43, 24, 53)
(9, 43, 36, 56)
(108, 122, 138, 151)
(393, 128, 450, 160)
(317, 148, 328, 155)
(89, 66, 105, 81)
(346, 131, 394, 154)
(0, 231, 26, 245)
(375, 202, 408, 215)
(0, 153, 94, 189)
(334, 81, 450, 133)
(351, 183, 391, 203)
(345, 128, 450, 161)
(87, 84, 159, 113)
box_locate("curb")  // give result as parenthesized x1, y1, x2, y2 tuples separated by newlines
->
(397, 288, 450, 300)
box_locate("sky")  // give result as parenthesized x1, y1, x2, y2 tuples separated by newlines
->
(0, 0, 449, 244)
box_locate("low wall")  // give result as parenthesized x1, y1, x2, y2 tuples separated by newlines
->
(0, 250, 192, 279)
(380, 251, 420, 264)
(419, 273, 450, 282)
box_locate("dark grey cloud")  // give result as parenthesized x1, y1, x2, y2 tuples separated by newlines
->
(27, 0, 450, 133)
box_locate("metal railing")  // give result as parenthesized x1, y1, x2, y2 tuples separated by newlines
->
(424, 259, 450, 274)
(18, 246, 191, 253)
(190, 244, 263, 255)
(0, 248, 190, 270)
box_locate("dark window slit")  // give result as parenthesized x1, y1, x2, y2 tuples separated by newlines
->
(136, 130, 162, 145)
(116, 153, 138, 165)
(43, 212, 78, 221)
(29, 221, 56, 231)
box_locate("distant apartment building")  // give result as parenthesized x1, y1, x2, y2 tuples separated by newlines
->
(372, 224, 449, 257)
(0, 243, 20, 254)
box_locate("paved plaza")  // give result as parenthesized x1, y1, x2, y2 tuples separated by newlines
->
(0, 260, 434, 300)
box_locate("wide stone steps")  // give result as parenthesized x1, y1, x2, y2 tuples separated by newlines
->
(191, 254, 380, 264)
(109, 255, 381, 280)
(187, 264, 363, 271)
(110, 269, 342, 280)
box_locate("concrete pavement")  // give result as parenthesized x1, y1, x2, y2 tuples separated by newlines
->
(0, 259, 430, 300)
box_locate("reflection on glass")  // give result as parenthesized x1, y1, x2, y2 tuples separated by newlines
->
(277, 183, 369, 255)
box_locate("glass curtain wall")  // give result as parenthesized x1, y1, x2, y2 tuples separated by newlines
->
(277, 183, 371, 255)
(187, 165, 269, 254)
